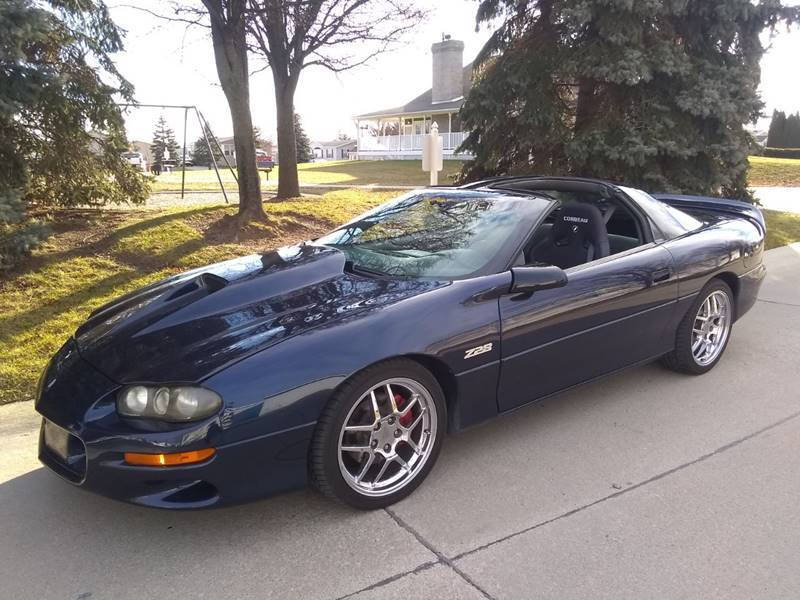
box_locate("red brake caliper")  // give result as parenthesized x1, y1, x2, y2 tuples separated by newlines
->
(395, 393, 413, 427)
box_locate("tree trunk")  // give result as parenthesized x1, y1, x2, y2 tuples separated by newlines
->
(205, 2, 265, 223)
(274, 78, 300, 199)
(572, 76, 596, 175)
(574, 77, 595, 135)
(229, 90, 264, 223)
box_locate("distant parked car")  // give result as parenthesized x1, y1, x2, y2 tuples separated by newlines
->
(122, 151, 147, 172)
(256, 149, 274, 170)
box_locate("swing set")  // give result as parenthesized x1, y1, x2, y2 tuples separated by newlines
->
(117, 103, 238, 203)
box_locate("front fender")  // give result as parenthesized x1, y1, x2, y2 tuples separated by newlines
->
(202, 272, 510, 445)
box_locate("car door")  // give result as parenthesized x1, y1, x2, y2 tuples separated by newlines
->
(497, 243, 678, 412)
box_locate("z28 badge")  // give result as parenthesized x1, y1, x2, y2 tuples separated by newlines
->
(464, 343, 493, 359)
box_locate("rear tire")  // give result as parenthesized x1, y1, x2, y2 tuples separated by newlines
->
(310, 359, 446, 510)
(662, 279, 735, 375)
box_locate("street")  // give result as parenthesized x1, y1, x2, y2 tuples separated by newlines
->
(1, 244, 798, 600)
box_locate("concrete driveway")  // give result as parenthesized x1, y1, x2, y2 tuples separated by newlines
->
(1, 245, 799, 600)
(752, 187, 800, 214)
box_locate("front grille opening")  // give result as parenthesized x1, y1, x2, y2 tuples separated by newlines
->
(161, 481, 218, 505)
(40, 431, 87, 483)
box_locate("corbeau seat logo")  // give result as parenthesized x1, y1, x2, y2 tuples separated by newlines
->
(464, 343, 493, 359)
(563, 216, 588, 223)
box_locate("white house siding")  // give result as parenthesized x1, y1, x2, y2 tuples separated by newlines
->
(354, 37, 473, 160)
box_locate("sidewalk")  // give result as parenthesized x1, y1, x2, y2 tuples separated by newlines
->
(751, 186, 800, 214)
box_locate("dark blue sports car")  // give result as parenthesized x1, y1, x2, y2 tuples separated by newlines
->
(36, 177, 766, 509)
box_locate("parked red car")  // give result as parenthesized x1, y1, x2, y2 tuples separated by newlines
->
(256, 150, 274, 170)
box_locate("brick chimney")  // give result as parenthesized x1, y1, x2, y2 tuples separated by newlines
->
(431, 36, 465, 103)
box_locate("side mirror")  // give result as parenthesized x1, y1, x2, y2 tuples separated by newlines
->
(510, 265, 568, 294)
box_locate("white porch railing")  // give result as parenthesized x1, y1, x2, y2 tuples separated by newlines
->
(359, 131, 468, 152)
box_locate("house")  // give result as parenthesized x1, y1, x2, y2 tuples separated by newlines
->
(313, 138, 357, 160)
(218, 136, 237, 165)
(354, 36, 473, 160)
(218, 136, 275, 166)
(747, 127, 769, 147)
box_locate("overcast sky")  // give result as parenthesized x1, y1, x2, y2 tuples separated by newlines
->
(108, 1, 800, 146)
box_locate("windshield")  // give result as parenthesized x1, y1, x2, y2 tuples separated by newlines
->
(315, 191, 552, 279)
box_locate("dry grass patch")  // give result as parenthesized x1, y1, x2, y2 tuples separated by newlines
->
(0, 189, 392, 404)
(749, 156, 800, 187)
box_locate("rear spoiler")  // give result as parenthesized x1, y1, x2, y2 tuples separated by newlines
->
(653, 194, 766, 234)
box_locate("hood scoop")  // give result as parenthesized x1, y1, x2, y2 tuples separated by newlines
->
(76, 272, 229, 348)
(165, 273, 227, 301)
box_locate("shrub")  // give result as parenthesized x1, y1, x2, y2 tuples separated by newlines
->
(762, 148, 800, 160)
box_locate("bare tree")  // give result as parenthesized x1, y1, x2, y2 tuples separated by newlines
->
(245, 0, 426, 199)
(201, 0, 265, 224)
(132, 1, 265, 226)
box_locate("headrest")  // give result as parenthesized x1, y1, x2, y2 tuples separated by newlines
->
(552, 203, 606, 247)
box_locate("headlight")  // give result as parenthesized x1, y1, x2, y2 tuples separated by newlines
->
(117, 385, 222, 422)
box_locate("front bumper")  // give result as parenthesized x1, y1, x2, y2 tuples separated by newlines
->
(38, 417, 315, 509)
(35, 338, 315, 509)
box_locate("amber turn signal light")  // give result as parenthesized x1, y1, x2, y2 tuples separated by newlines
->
(124, 448, 216, 467)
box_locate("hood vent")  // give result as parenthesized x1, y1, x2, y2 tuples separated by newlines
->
(165, 273, 227, 301)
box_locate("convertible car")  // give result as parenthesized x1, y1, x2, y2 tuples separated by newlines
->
(36, 176, 766, 509)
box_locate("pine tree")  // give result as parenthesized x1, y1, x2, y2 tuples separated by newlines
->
(294, 114, 313, 163)
(151, 116, 179, 170)
(785, 113, 800, 147)
(165, 129, 179, 163)
(459, 0, 800, 200)
(1, 0, 147, 269)
(767, 111, 787, 147)
(253, 127, 268, 150)
(191, 121, 223, 168)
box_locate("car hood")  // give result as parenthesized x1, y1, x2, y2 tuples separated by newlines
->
(75, 244, 444, 383)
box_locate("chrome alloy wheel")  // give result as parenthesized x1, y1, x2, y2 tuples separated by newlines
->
(337, 377, 437, 497)
(691, 290, 732, 366)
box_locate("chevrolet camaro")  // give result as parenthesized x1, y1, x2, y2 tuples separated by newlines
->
(36, 176, 766, 509)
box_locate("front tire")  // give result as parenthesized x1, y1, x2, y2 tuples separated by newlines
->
(662, 279, 735, 375)
(310, 359, 446, 509)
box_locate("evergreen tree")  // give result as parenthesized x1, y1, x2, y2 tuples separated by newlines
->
(294, 114, 313, 163)
(151, 116, 179, 169)
(165, 130, 179, 163)
(459, 0, 800, 201)
(0, 0, 148, 269)
(767, 110, 787, 147)
(253, 127, 269, 150)
(191, 121, 223, 168)
(785, 113, 800, 147)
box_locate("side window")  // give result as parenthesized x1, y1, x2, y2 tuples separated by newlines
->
(604, 201, 644, 254)
(522, 193, 645, 270)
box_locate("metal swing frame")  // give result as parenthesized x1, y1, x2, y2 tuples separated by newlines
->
(117, 103, 238, 203)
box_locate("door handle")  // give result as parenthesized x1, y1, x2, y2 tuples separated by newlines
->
(650, 268, 672, 284)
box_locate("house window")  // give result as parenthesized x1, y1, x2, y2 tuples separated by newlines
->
(413, 118, 428, 135)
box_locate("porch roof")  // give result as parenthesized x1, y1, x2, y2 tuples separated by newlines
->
(355, 63, 472, 120)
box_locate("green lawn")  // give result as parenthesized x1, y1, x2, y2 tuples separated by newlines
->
(748, 156, 800, 187)
(152, 160, 466, 192)
(0, 189, 392, 405)
(764, 210, 800, 250)
(151, 157, 800, 192)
